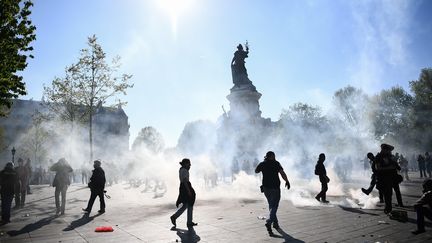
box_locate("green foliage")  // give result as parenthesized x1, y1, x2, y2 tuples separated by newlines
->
(279, 102, 327, 130)
(372, 86, 413, 143)
(0, 0, 36, 114)
(333, 86, 370, 126)
(132, 126, 165, 153)
(409, 68, 432, 150)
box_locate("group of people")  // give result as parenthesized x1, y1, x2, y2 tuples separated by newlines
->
(0, 158, 107, 225)
(170, 146, 432, 237)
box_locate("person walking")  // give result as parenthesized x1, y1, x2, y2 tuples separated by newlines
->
(50, 158, 73, 215)
(0, 163, 18, 224)
(170, 158, 197, 228)
(82, 160, 106, 215)
(255, 151, 290, 235)
(315, 153, 330, 203)
(418, 154, 426, 178)
(14, 158, 28, 208)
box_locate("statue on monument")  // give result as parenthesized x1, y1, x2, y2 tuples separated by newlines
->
(231, 41, 253, 87)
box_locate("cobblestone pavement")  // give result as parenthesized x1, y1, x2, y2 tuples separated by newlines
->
(0, 173, 431, 243)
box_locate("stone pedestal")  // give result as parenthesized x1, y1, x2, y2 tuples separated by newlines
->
(227, 83, 262, 122)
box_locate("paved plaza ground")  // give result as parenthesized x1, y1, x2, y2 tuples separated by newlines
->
(1, 173, 432, 243)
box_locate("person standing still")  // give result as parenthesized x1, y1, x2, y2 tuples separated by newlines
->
(255, 151, 290, 235)
(315, 153, 330, 203)
(50, 158, 73, 215)
(82, 160, 106, 215)
(170, 158, 197, 228)
(0, 163, 18, 224)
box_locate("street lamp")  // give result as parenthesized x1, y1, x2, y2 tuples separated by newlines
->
(11, 147, 16, 164)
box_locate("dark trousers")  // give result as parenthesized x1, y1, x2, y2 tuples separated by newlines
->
(420, 168, 426, 178)
(381, 183, 393, 213)
(85, 190, 105, 213)
(55, 185, 68, 213)
(366, 174, 384, 202)
(316, 182, 328, 201)
(14, 186, 26, 207)
(263, 187, 281, 224)
(392, 183, 403, 206)
(415, 206, 432, 230)
(1, 193, 14, 222)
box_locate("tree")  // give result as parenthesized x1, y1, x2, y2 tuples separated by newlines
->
(177, 120, 217, 154)
(333, 86, 370, 127)
(0, 0, 36, 114)
(410, 68, 432, 150)
(279, 102, 327, 130)
(68, 35, 133, 161)
(372, 86, 413, 144)
(132, 126, 165, 153)
(18, 112, 51, 165)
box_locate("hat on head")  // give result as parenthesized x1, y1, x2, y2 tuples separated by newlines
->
(380, 143, 394, 151)
(179, 158, 190, 166)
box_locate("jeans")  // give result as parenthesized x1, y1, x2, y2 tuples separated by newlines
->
(1, 193, 14, 221)
(415, 206, 432, 230)
(316, 182, 328, 201)
(263, 187, 281, 224)
(172, 203, 193, 225)
(55, 185, 68, 213)
(85, 190, 105, 213)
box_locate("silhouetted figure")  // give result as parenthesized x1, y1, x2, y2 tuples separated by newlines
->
(50, 158, 73, 215)
(375, 144, 399, 214)
(25, 158, 32, 194)
(82, 160, 106, 215)
(426, 152, 432, 178)
(418, 154, 426, 178)
(170, 158, 197, 229)
(14, 158, 28, 208)
(255, 151, 290, 235)
(315, 153, 330, 203)
(399, 155, 410, 181)
(411, 179, 432, 235)
(392, 161, 404, 207)
(361, 153, 384, 203)
(0, 163, 18, 224)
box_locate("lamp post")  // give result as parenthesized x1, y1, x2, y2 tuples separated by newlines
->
(11, 147, 16, 164)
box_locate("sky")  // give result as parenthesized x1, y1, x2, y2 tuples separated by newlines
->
(21, 0, 432, 147)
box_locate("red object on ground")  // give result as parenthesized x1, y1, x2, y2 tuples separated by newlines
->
(95, 226, 114, 232)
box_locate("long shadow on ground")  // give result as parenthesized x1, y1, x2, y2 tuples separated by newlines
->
(63, 213, 101, 231)
(339, 206, 380, 216)
(270, 227, 305, 243)
(7, 215, 58, 236)
(171, 227, 201, 243)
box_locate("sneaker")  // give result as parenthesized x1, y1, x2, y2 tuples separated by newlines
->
(82, 208, 89, 213)
(322, 200, 330, 204)
(98, 209, 105, 214)
(361, 188, 370, 195)
(187, 222, 198, 227)
(315, 196, 320, 202)
(265, 222, 273, 235)
(411, 229, 426, 235)
(170, 216, 176, 227)
(273, 222, 280, 229)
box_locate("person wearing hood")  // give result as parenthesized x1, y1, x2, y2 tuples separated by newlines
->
(50, 158, 73, 215)
(0, 163, 18, 224)
(315, 153, 330, 203)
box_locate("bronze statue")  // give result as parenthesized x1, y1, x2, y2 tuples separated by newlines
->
(231, 42, 252, 87)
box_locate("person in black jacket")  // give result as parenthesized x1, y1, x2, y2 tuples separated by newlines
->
(315, 153, 330, 203)
(361, 152, 384, 203)
(375, 143, 399, 214)
(411, 179, 432, 234)
(82, 160, 106, 215)
(0, 163, 18, 224)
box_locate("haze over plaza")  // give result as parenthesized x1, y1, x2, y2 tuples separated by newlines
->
(21, 0, 432, 147)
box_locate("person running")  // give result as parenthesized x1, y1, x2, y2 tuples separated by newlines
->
(255, 151, 290, 235)
(82, 160, 106, 215)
